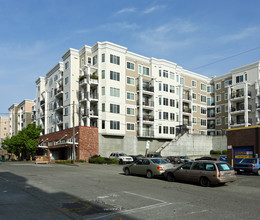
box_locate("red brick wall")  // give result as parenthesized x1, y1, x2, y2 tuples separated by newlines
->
(227, 126, 260, 164)
(39, 126, 98, 162)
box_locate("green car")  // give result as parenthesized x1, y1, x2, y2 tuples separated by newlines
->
(123, 158, 174, 178)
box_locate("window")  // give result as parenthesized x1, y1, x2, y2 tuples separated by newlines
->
(127, 77, 135, 85)
(159, 126, 162, 134)
(192, 93, 197, 100)
(102, 87, 105, 95)
(245, 73, 247, 81)
(110, 71, 120, 81)
(102, 70, 105, 79)
(65, 77, 69, 85)
(65, 123, 69, 129)
(126, 92, 135, 100)
(170, 72, 174, 79)
(64, 107, 69, 116)
(163, 126, 168, 134)
(65, 61, 69, 69)
(201, 107, 207, 114)
(88, 57, 92, 64)
(207, 85, 214, 93)
(201, 119, 206, 126)
(127, 123, 135, 131)
(201, 95, 206, 103)
(65, 92, 69, 100)
(216, 83, 221, 90)
(110, 54, 120, 65)
(110, 104, 120, 114)
(127, 107, 135, 115)
(159, 111, 162, 119)
(102, 103, 105, 112)
(170, 99, 175, 107)
(236, 75, 243, 83)
(225, 117, 228, 124)
(225, 104, 228, 112)
(216, 118, 221, 126)
(192, 80, 197, 87)
(170, 85, 175, 93)
(163, 112, 168, 120)
(216, 94, 221, 102)
(139, 65, 149, 75)
(225, 79, 232, 87)
(192, 105, 197, 112)
(180, 77, 184, 85)
(159, 97, 162, 105)
(170, 127, 175, 134)
(170, 113, 175, 120)
(176, 74, 179, 82)
(224, 93, 228, 100)
(201, 83, 206, 91)
(110, 120, 120, 130)
(93, 55, 97, 65)
(163, 84, 168, 92)
(216, 106, 221, 114)
(110, 87, 120, 97)
(127, 62, 135, 70)
(163, 98, 168, 106)
(102, 53, 105, 62)
(102, 120, 105, 129)
(192, 118, 197, 124)
(176, 87, 179, 95)
(159, 83, 162, 91)
(163, 70, 168, 78)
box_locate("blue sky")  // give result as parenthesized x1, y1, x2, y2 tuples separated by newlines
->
(1, 0, 260, 114)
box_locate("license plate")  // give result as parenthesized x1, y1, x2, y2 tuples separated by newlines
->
(240, 169, 244, 172)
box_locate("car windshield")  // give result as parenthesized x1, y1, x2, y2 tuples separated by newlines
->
(216, 163, 233, 171)
(240, 159, 257, 164)
(151, 159, 168, 164)
(119, 153, 127, 156)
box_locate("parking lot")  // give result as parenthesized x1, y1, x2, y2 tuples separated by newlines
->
(0, 161, 260, 219)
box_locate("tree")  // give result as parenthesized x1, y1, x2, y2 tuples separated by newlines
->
(2, 123, 42, 160)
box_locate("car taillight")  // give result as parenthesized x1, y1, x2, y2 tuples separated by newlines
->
(157, 166, 163, 171)
(218, 172, 221, 177)
(249, 165, 255, 168)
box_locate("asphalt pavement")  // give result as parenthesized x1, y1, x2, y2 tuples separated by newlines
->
(0, 161, 259, 220)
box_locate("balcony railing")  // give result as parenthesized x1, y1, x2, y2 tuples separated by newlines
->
(137, 129, 154, 137)
(55, 87, 63, 96)
(137, 85, 154, 92)
(183, 108, 191, 113)
(142, 101, 154, 107)
(138, 115, 154, 121)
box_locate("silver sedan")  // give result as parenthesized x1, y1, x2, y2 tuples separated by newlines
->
(123, 158, 174, 178)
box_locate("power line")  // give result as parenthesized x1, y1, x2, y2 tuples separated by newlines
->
(191, 46, 260, 71)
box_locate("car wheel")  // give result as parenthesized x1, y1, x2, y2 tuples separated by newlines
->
(146, 170, 153, 179)
(257, 169, 260, 176)
(200, 177, 210, 187)
(125, 168, 130, 175)
(166, 173, 175, 182)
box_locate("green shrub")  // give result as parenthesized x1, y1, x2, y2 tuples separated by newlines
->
(79, 160, 86, 163)
(90, 74, 98, 79)
(89, 156, 118, 164)
(210, 150, 221, 154)
(222, 150, 227, 155)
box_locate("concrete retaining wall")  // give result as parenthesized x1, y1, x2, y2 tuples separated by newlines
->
(99, 134, 227, 158)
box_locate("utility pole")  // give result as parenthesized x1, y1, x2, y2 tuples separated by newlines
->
(73, 101, 75, 163)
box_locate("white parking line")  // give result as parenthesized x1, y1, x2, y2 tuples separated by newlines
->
(91, 191, 172, 219)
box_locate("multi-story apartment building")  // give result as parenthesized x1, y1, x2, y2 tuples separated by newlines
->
(35, 41, 260, 156)
(8, 100, 35, 137)
(0, 116, 9, 147)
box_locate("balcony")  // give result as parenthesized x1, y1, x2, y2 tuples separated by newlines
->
(183, 94, 192, 102)
(137, 129, 154, 137)
(79, 77, 87, 86)
(183, 121, 192, 127)
(207, 124, 216, 129)
(89, 92, 98, 102)
(231, 105, 252, 114)
(54, 102, 63, 112)
(40, 113, 45, 118)
(79, 92, 89, 102)
(183, 107, 191, 114)
(230, 118, 252, 127)
(141, 101, 154, 109)
(55, 88, 63, 99)
(57, 118, 63, 125)
(137, 84, 154, 96)
(231, 90, 251, 100)
(40, 100, 45, 106)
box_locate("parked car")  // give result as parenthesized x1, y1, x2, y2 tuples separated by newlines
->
(129, 155, 143, 162)
(179, 156, 193, 163)
(146, 153, 162, 158)
(164, 161, 236, 186)
(195, 156, 217, 161)
(109, 153, 133, 165)
(123, 158, 174, 178)
(234, 158, 260, 175)
(166, 156, 181, 164)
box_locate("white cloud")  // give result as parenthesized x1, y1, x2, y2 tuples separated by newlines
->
(143, 5, 165, 14)
(115, 7, 136, 15)
(219, 26, 260, 42)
